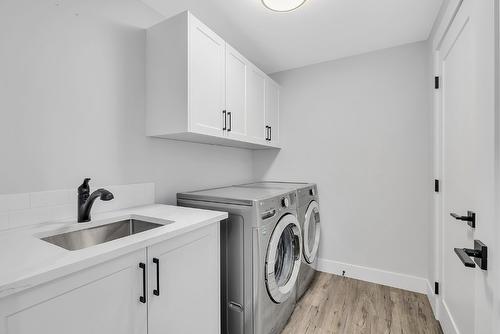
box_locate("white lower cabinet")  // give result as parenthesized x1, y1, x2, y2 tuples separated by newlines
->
(148, 223, 220, 334)
(0, 224, 220, 334)
(0, 249, 148, 334)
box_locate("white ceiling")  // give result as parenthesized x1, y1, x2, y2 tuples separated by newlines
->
(141, 0, 443, 73)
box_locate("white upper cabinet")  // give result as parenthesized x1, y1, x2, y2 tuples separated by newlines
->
(266, 79, 280, 145)
(225, 44, 248, 141)
(146, 11, 280, 149)
(189, 15, 226, 137)
(246, 65, 267, 143)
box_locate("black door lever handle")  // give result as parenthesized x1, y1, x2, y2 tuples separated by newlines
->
(450, 211, 476, 228)
(454, 240, 487, 270)
(454, 248, 477, 268)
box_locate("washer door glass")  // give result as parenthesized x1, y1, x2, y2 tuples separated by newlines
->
(266, 214, 301, 304)
(303, 201, 320, 264)
(274, 225, 296, 287)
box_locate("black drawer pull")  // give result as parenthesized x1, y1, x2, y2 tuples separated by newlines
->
(227, 112, 232, 132)
(222, 110, 227, 131)
(139, 262, 146, 303)
(153, 258, 160, 296)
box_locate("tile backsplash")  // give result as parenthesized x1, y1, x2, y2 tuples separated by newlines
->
(0, 183, 155, 231)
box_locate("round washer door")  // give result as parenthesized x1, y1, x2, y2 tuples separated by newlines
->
(265, 214, 302, 304)
(303, 201, 320, 264)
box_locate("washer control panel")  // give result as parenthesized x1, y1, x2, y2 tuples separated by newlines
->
(259, 192, 296, 218)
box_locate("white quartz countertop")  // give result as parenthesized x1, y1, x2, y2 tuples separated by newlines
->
(0, 204, 227, 299)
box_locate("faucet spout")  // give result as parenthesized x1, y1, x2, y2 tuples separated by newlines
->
(78, 179, 114, 223)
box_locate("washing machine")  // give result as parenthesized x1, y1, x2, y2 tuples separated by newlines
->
(177, 186, 302, 334)
(237, 182, 321, 300)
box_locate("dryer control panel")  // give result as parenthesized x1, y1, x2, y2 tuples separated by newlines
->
(298, 185, 318, 207)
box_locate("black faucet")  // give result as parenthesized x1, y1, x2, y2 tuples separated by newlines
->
(78, 178, 114, 223)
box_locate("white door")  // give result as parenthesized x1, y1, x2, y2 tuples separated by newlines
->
(265, 79, 280, 145)
(188, 15, 226, 137)
(437, 1, 497, 333)
(247, 66, 267, 143)
(225, 44, 248, 140)
(148, 224, 220, 334)
(0, 250, 147, 334)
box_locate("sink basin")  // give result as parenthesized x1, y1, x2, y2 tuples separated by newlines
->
(41, 219, 164, 251)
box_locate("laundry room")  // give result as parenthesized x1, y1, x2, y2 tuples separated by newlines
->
(0, 0, 498, 333)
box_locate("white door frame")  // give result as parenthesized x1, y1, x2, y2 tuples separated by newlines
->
(494, 0, 500, 330)
(432, 0, 500, 333)
(431, 0, 464, 326)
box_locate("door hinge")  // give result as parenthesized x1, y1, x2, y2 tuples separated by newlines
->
(435, 282, 439, 295)
(435, 76, 440, 89)
(434, 179, 440, 193)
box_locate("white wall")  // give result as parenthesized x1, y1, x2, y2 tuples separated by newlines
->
(254, 42, 433, 281)
(0, 0, 253, 203)
(1, 0, 434, 291)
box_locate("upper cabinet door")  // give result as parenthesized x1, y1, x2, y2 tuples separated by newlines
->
(225, 44, 248, 140)
(247, 66, 267, 143)
(188, 15, 226, 137)
(266, 79, 280, 145)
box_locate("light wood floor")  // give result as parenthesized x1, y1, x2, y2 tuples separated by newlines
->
(282, 272, 442, 334)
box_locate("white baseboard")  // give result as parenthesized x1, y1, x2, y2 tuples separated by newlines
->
(315, 258, 428, 294)
(425, 280, 461, 334)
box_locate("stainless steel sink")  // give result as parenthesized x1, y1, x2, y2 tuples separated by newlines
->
(41, 219, 163, 251)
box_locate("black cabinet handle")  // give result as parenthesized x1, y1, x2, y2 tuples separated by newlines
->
(153, 258, 160, 296)
(450, 211, 476, 228)
(139, 262, 146, 303)
(227, 112, 232, 132)
(222, 110, 227, 130)
(269, 126, 272, 141)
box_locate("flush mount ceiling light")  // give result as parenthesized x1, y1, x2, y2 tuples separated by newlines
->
(262, 0, 307, 12)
